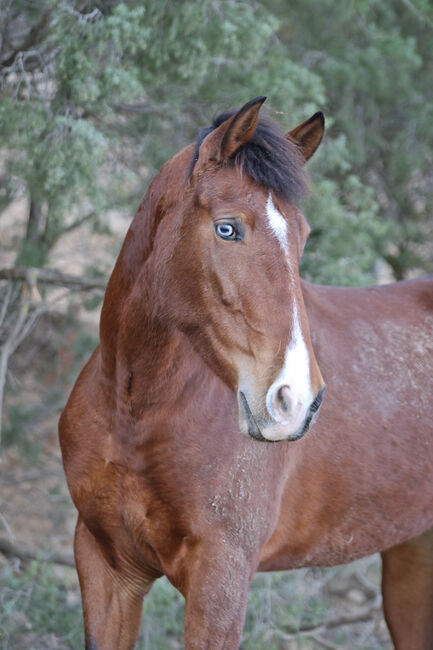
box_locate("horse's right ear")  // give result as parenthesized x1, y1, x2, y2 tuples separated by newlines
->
(196, 96, 266, 168)
(287, 112, 325, 163)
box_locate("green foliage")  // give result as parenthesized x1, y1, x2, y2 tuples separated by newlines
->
(270, 0, 433, 279)
(139, 578, 185, 649)
(69, 330, 99, 357)
(301, 175, 390, 285)
(1, 0, 432, 282)
(0, 564, 385, 649)
(0, 562, 82, 649)
(2, 404, 40, 458)
(243, 572, 327, 649)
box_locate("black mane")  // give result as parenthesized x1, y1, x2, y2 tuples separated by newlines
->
(190, 109, 306, 202)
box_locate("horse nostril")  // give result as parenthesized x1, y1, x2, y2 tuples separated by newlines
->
(276, 385, 292, 415)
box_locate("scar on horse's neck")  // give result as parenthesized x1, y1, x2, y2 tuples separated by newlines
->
(127, 371, 133, 395)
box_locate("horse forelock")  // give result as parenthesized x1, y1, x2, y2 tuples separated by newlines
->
(189, 110, 307, 203)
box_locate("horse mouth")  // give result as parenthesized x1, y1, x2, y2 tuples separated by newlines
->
(239, 392, 268, 442)
(238, 389, 324, 443)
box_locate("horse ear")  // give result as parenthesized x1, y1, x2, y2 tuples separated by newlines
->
(198, 96, 266, 166)
(287, 112, 324, 162)
(219, 96, 266, 160)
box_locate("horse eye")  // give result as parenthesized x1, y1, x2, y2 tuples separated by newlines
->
(215, 223, 237, 240)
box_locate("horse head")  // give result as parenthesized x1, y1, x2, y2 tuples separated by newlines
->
(106, 97, 326, 442)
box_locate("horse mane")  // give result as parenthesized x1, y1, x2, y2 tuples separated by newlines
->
(190, 109, 307, 202)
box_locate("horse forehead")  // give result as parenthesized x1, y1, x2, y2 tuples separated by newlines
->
(194, 167, 267, 206)
(192, 172, 301, 234)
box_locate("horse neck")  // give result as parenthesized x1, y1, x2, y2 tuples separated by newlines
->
(98, 145, 209, 415)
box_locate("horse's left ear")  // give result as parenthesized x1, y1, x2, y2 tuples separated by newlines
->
(219, 96, 267, 160)
(287, 112, 325, 163)
(197, 96, 266, 168)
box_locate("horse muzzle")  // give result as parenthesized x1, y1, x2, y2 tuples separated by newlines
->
(238, 387, 325, 442)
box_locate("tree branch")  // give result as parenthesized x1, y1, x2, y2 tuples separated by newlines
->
(0, 268, 106, 453)
(0, 9, 52, 68)
(0, 281, 33, 449)
(0, 281, 12, 329)
(0, 468, 63, 486)
(0, 536, 75, 568)
(46, 211, 98, 249)
(0, 267, 107, 291)
(0, 0, 14, 60)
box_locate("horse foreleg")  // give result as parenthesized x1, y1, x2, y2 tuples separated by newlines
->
(381, 528, 433, 650)
(74, 516, 151, 650)
(181, 543, 252, 650)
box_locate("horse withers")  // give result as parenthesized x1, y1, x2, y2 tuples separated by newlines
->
(59, 96, 433, 650)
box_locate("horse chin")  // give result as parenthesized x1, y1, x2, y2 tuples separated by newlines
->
(238, 391, 312, 443)
(260, 418, 313, 442)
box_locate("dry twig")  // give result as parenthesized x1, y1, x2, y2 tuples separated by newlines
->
(0, 266, 106, 453)
(0, 468, 62, 486)
(0, 270, 50, 450)
(0, 266, 107, 292)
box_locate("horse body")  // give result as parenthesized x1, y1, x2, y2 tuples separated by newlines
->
(60, 98, 433, 649)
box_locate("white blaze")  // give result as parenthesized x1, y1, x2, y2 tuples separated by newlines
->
(265, 193, 313, 421)
(266, 194, 288, 255)
(266, 301, 313, 420)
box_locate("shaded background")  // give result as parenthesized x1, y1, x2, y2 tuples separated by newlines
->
(0, 1, 432, 648)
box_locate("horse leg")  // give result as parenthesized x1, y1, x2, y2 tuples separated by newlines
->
(381, 528, 433, 650)
(181, 543, 252, 650)
(74, 516, 151, 650)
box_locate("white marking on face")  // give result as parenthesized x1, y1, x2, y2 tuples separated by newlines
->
(266, 300, 313, 418)
(265, 193, 313, 425)
(266, 194, 288, 254)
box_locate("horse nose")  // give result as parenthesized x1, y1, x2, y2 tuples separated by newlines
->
(270, 384, 302, 424)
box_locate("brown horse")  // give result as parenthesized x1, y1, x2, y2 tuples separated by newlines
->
(59, 96, 433, 650)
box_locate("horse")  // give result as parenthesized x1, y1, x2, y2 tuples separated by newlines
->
(59, 96, 433, 650)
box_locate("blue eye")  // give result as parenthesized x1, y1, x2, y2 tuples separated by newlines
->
(215, 223, 237, 240)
